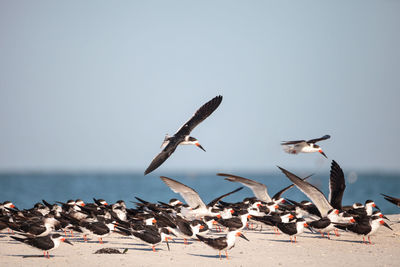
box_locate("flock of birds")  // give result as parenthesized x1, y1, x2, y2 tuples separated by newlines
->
(1, 95, 399, 260)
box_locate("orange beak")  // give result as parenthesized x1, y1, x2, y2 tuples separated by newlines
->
(152, 219, 157, 224)
(319, 150, 327, 158)
(195, 142, 206, 152)
(304, 223, 309, 227)
(10, 204, 15, 208)
(289, 214, 294, 219)
(335, 210, 339, 215)
(230, 209, 235, 214)
(199, 225, 205, 230)
(217, 214, 221, 219)
(350, 218, 356, 223)
(247, 215, 252, 219)
(274, 205, 279, 209)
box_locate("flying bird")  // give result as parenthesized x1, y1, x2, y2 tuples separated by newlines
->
(277, 166, 334, 217)
(144, 95, 223, 175)
(281, 135, 330, 158)
(160, 176, 242, 219)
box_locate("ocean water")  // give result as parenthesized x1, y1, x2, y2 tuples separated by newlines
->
(1, 171, 399, 214)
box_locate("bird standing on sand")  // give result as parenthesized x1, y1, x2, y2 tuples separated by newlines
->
(196, 229, 249, 260)
(11, 233, 73, 259)
(144, 95, 223, 175)
(281, 135, 330, 158)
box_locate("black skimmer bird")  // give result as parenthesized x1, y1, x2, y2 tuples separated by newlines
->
(172, 216, 205, 244)
(329, 160, 346, 211)
(116, 225, 174, 252)
(334, 215, 392, 244)
(196, 229, 249, 260)
(144, 95, 223, 175)
(278, 163, 350, 218)
(281, 134, 330, 158)
(0, 201, 16, 212)
(345, 200, 380, 218)
(160, 176, 242, 219)
(308, 209, 345, 238)
(11, 233, 72, 259)
(275, 218, 309, 243)
(381, 193, 400, 207)
(15, 217, 60, 237)
(217, 173, 272, 202)
(218, 173, 313, 203)
(278, 166, 334, 217)
(216, 209, 251, 231)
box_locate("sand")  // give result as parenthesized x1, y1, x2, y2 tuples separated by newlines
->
(1, 214, 399, 267)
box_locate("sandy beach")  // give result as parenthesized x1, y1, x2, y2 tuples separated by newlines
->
(1, 214, 399, 267)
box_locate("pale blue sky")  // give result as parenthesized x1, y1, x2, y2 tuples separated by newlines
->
(1, 1, 399, 174)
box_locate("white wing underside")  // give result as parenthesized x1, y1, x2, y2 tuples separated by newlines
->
(160, 177, 207, 210)
(220, 174, 271, 202)
(278, 167, 333, 217)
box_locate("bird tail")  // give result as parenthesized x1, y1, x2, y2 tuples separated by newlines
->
(196, 234, 207, 242)
(10, 236, 26, 243)
(332, 223, 348, 231)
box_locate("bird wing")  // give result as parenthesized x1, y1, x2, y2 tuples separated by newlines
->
(160, 176, 207, 209)
(217, 173, 271, 202)
(272, 174, 313, 200)
(280, 139, 307, 145)
(144, 141, 179, 175)
(381, 193, 400, 207)
(329, 160, 346, 210)
(307, 135, 331, 144)
(278, 166, 333, 217)
(174, 95, 223, 136)
(276, 222, 297, 235)
(207, 187, 244, 207)
(29, 236, 54, 251)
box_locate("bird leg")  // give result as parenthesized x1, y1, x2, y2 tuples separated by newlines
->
(225, 250, 229, 260)
(99, 237, 103, 244)
(294, 236, 297, 243)
(368, 236, 372, 245)
(327, 232, 330, 240)
(219, 251, 221, 260)
(152, 246, 156, 252)
(46, 251, 50, 259)
(70, 230, 74, 237)
(184, 238, 188, 245)
(290, 236, 292, 243)
(83, 235, 87, 242)
(363, 236, 366, 244)
(334, 229, 340, 237)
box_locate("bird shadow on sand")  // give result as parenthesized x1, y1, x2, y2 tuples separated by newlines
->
(187, 253, 227, 259)
(7, 254, 64, 259)
(331, 239, 367, 244)
(124, 247, 163, 252)
(265, 239, 295, 243)
(72, 239, 108, 244)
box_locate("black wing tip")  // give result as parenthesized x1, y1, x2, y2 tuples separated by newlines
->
(276, 166, 286, 172)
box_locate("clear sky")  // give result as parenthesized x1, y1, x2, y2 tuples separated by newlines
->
(1, 1, 399, 174)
